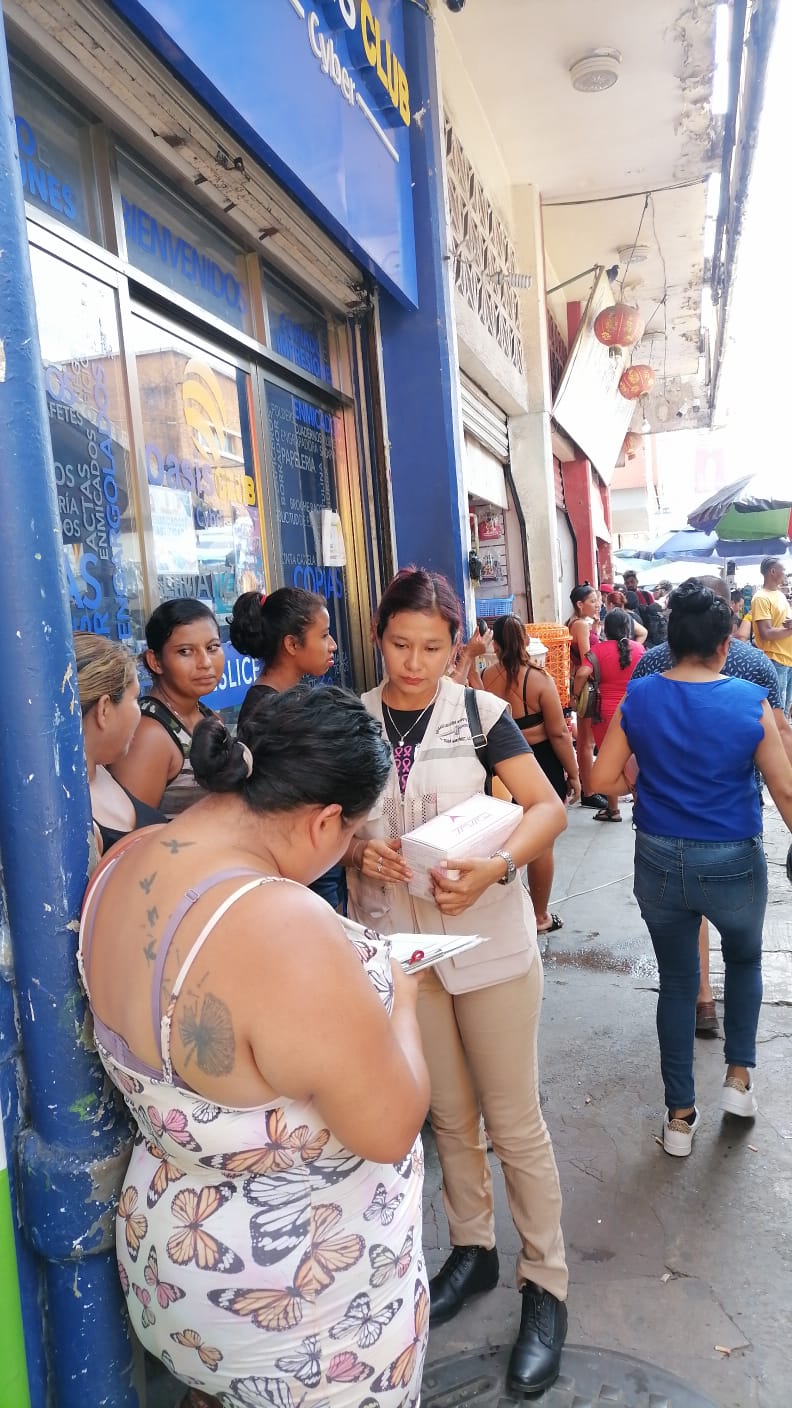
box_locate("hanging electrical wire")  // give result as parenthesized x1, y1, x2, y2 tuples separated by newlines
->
(543, 177, 704, 208)
(648, 192, 665, 391)
(619, 193, 650, 298)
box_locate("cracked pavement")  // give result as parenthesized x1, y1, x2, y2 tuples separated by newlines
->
(423, 796, 791, 1408)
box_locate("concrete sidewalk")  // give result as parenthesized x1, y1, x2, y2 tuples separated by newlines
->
(423, 799, 792, 1408)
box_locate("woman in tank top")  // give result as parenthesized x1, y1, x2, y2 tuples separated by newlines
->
(566, 584, 605, 808)
(229, 586, 337, 731)
(75, 631, 166, 854)
(112, 599, 225, 819)
(481, 614, 580, 934)
(80, 685, 429, 1407)
(229, 587, 344, 912)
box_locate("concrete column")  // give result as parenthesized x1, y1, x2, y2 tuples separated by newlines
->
(510, 184, 563, 619)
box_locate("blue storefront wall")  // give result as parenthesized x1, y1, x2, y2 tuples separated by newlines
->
(377, 3, 469, 605)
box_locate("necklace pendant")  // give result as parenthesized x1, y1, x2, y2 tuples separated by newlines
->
(398, 738, 405, 748)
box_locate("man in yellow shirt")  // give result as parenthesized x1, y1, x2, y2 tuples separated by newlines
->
(751, 556, 792, 716)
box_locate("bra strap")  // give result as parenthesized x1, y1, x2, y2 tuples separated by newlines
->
(149, 868, 261, 1052)
(159, 875, 286, 1081)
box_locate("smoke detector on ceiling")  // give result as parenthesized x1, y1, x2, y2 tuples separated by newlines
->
(617, 243, 651, 265)
(569, 49, 622, 93)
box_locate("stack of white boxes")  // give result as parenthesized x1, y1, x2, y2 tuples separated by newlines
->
(401, 793, 521, 902)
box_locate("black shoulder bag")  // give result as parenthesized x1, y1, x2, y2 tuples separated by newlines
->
(464, 687, 493, 795)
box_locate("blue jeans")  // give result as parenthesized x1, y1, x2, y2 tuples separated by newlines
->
(771, 660, 792, 715)
(309, 863, 347, 913)
(633, 832, 767, 1110)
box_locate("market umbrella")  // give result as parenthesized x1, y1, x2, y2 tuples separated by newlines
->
(687, 473, 792, 539)
(632, 561, 712, 588)
(612, 546, 654, 562)
(651, 528, 717, 561)
(711, 536, 790, 564)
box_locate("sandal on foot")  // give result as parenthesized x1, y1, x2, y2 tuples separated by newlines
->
(593, 808, 622, 822)
(695, 1000, 719, 1035)
(537, 913, 564, 934)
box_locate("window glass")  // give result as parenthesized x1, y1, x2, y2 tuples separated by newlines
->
(264, 382, 352, 688)
(118, 152, 252, 334)
(131, 314, 266, 712)
(28, 245, 144, 643)
(11, 60, 98, 239)
(264, 278, 334, 387)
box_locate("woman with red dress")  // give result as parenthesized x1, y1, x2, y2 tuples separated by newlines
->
(573, 608, 644, 822)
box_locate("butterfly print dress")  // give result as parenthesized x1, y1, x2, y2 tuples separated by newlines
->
(79, 868, 428, 1408)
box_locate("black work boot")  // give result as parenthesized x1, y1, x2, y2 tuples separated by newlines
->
(428, 1244, 499, 1326)
(506, 1280, 567, 1397)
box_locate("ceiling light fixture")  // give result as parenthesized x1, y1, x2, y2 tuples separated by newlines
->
(617, 243, 650, 265)
(569, 49, 622, 93)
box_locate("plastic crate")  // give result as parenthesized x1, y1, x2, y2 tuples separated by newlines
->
(475, 595, 514, 618)
(525, 621, 572, 707)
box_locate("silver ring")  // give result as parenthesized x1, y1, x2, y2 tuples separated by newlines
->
(377, 857, 383, 874)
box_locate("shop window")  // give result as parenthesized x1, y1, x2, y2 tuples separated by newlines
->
(263, 382, 352, 688)
(117, 152, 252, 336)
(10, 60, 99, 240)
(131, 314, 266, 706)
(28, 244, 144, 644)
(264, 277, 335, 387)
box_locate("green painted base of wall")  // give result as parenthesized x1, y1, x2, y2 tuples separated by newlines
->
(0, 1167, 31, 1408)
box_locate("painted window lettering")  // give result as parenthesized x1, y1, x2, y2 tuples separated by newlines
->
(293, 565, 344, 599)
(145, 442, 255, 508)
(15, 115, 78, 222)
(121, 199, 246, 316)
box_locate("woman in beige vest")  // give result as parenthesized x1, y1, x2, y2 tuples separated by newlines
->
(344, 568, 569, 1399)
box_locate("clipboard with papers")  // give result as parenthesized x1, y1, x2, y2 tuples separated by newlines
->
(388, 932, 488, 973)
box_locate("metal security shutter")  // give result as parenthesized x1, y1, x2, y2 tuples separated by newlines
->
(460, 374, 509, 463)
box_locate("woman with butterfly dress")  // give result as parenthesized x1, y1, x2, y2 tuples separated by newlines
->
(79, 685, 430, 1407)
(344, 569, 570, 1399)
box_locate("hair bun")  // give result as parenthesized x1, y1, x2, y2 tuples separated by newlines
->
(669, 579, 714, 615)
(191, 717, 250, 792)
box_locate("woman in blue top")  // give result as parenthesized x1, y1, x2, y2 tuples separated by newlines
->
(591, 579, 792, 1157)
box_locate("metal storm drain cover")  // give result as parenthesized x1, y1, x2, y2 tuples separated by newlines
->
(422, 1345, 718, 1407)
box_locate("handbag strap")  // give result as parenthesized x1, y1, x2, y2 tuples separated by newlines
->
(464, 688, 493, 796)
(584, 649, 600, 684)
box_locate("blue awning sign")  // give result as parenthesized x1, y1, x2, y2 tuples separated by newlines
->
(108, 0, 418, 305)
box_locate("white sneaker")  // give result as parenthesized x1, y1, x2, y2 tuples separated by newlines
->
(663, 1107, 701, 1157)
(721, 1075, 757, 1117)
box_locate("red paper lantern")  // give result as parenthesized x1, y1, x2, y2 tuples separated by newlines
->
(594, 302, 644, 349)
(618, 364, 655, 400)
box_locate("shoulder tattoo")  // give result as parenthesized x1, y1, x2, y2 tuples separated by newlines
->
(178, 993, 235, 1077)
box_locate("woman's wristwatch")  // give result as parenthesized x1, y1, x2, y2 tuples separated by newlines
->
(491, 849, 517, 884)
